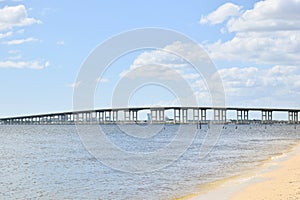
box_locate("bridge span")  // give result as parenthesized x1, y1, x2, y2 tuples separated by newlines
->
(0, 106, 299, 125)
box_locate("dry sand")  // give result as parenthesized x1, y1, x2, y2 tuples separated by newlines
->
(188, 142, 300, 200)
(231, 143, 300, 200)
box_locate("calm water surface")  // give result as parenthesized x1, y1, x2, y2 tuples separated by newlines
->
(0, 124, 299, 199)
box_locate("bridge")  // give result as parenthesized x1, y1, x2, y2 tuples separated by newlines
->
(0, 106, 299, 125)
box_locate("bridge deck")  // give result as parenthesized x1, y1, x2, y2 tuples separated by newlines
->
(0, 106, 299, 124)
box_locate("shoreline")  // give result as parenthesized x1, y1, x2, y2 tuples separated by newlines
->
(230, 140, 300, 200)
(178, 140, 300, 200)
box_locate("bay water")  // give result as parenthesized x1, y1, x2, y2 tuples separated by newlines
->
(0, 124, 299, 199)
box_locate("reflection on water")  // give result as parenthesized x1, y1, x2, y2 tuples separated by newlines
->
(0, 124, 299, 199)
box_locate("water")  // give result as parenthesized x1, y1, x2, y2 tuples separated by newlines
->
(0, 124, 299, 199)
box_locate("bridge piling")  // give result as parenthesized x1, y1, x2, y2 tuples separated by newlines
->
(213, 109, 226, 124)
(193, 108, 199, 123)
(262, 110, 272, 124)
(201, 109, 207, 123)
(173, 108, 180, 124)
(288, 111, 299, 124)
(237, 110, 249, 124)
(182, 108, 188, 123)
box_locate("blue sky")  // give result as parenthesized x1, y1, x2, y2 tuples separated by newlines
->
(0, 0, 300, 118)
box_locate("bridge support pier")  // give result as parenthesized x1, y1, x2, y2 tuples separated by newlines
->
(104, 111, 111, 123)
(159, 109, 165, 122)
(112, 110, 118, 123)
(237, 110, 249, 124)
(213, 109, 226, 123)
(173, 108, 180, 124)
(98, 111, 104, 123)
(288, 111, 299, 124)
(192, 109, 207, 123)
(181, 108, 188, 123)
(262, 110, 272, 123)
(151, 109, 164, 123)
(193, 109, 199, 123)
(124, 109, 138, 123)
(201, 109, 206, 123)
(73, 113, 78, 124)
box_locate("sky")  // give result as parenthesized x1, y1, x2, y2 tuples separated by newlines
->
(0, 0, 300, 118)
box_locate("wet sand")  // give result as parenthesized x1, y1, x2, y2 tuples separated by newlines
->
(230, 142, 300, 200)
(188, 141, 300, 200)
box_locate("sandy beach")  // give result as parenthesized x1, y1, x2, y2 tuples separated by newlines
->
(189, 141, 300, 200)
(231, 142, 300, 200)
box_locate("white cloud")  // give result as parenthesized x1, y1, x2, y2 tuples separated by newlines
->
(0, 5, 41, 32)
(208, 31, 300, 65)
(118, 42, 224, 107)
(7, 54, 22, 60)
(66, 81, 81, 88)
(0, 31, 12, 39)
(200, 3, 242, 25)
(199, 0, 300, 108)
(8, 49, 20, 54)
(122, 42, 300, 107)
(186, 64, 300, 108)
(227, 0, 300, 32)
(0, 60, 49, 69)
(56, 40, 65, 45)
(129, 41, 208, 69)
(120, 64, 186, 81)
(201, 0, 300, 31)
(202, 0, 300, 66)
(214, 66, 300, 107)
(182, 73, 200, 80)
(218, 67, 258, 88)
(16, 29, 24, 34)
(0, 5, 46, 72)
(3, 37, 39, 45)
(96, 77, 109, 83)
(121, 41, 208, 81)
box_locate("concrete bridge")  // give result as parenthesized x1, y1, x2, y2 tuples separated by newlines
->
(0, 106, 299, 125)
